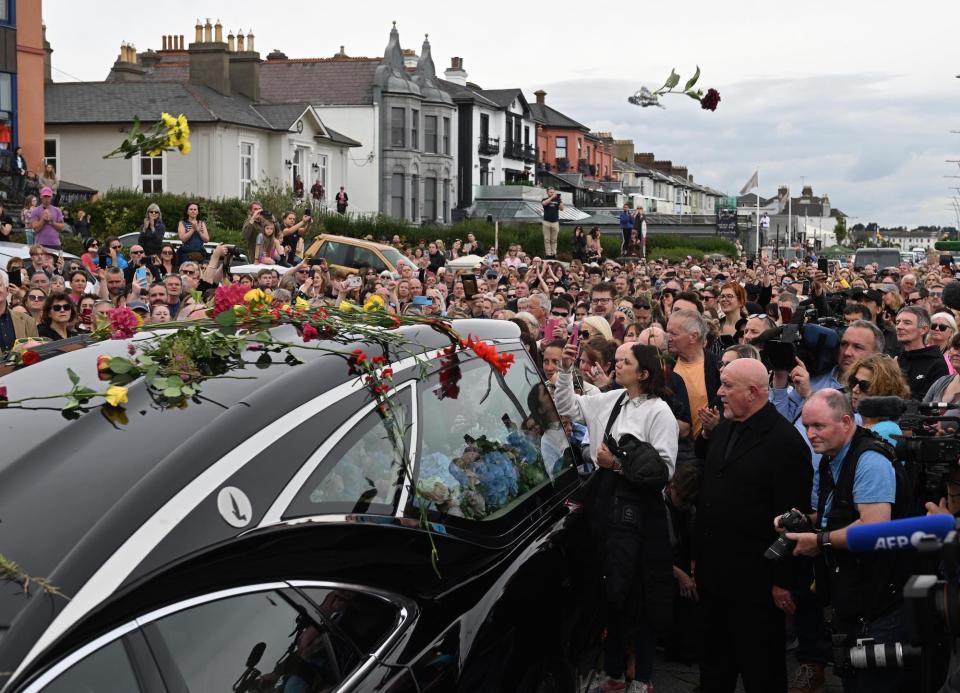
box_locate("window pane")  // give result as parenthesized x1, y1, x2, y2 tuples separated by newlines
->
(42, 639, 141, 693)
(153, 590, 359, 691)
(391, 107, 405, 147)
(298, 587, 400, 655)
(425, 116, 437, 153)
(424, 177, 436, 220)
(319, 240, 351, 266)
(153, 180, 163, 193)
(0, 73, 11, 112)
(411, 175, 418, 222)
(416, 356, 571, 521)
(353, 246, 387, 273)
(152, 157, 163, 175)
(284, 389, 412, 518)
(141, 157, 151, 175)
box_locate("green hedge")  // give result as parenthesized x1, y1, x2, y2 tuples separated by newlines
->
(58, 189, 736, 262)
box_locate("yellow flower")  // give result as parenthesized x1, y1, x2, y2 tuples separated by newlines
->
(177, 114, 190, 135)
(179, 140, 191, 156)
(104, 385, 129, 407)
(295, 297, 310, 311)
(339, 301, 354, 312)
(244, 289, 266, 304)
(161, 112, 177, 128)
(146, 147, 163, 156)
(363, 294, 385, 312)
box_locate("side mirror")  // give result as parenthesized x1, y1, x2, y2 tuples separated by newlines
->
(245, 641, 266, 668)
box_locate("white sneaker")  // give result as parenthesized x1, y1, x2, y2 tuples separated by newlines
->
(626, 682, 653, 693)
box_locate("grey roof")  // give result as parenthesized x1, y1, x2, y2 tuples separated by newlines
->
(259, 58, 380, 105)
(737, 193, 776, 207)
(437, 79, 500, 108)
(467, 198, 591, 223)
(46, 81, 273, 130)
(477, 88, 530, 115)
(322, 126, 362, 147)
(252, 103, 312, 130)
(528, 101, 588, 131)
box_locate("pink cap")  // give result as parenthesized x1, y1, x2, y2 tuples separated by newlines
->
(40, 187, 54, 197)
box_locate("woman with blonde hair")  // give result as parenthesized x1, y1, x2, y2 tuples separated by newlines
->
(717, 281, 748, 339)
(844, 353, 910, 445)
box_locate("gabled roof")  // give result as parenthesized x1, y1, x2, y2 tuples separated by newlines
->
(737, 193, 776, 207)
(528, 101, 588, 131)
(46, 81, 273, 131)
(436, 79, 500, 108)
(321, 126, 363, 148)
(253, 103, 318, 131)
(259, 58, 380, 105)
(477, 88, 531, 115)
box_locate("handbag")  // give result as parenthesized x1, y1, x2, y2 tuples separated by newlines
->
(602, 392, 669, 489)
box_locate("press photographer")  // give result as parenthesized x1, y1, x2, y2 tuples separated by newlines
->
(778, 389, 913, 693)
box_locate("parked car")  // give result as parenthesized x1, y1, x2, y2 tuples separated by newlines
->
(0, 241, 79, 269)
(853, 248, 901, 270)
(303, 234, 417, 276)
(0, 319, 600, 692)
(117, 232, 238, 262)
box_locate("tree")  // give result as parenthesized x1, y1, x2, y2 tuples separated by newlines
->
(834, 215, 847, 246)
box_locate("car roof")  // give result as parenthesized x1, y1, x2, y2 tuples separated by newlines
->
(317, 233, 395, 252)
(0, 319, 519, 644)
(0, 242, 78, 261)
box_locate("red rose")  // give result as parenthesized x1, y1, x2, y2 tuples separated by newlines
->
(700, 88, 721, 111)
(302, 323, 319, 342)
(21, 351, 40, 366)
(97, 355, 112, 373)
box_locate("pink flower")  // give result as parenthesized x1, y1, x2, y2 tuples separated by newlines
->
(108, 306, 139, 340)
(211, 283, 248, 318)
(127, 344, 137, 356)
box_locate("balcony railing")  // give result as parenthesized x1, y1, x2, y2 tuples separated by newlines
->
(503, 140, 524, 159)
(522, 144, 537, 163)
(477, 136, 500, 155)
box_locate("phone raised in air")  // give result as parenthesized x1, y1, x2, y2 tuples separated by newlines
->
(462, 274, 479, 299)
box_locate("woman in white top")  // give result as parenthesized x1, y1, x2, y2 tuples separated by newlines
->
(554, 340, 677, 691)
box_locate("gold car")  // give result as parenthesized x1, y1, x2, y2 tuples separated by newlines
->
(303, 234, 417, 276)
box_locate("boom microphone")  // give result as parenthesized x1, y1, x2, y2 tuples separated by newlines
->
(856, 396, 909, 420)
(845, 514, 956, 552)
(942, 281, 960, 311)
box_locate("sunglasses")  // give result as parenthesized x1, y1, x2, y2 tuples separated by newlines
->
(161, 251, 174, 256)
(87, 242, 99, 247)
(551, 310, 569, 317)
(27, 294, 45, 301)
(581, 330, 593, 339)
(932, 323, 953, 332)
(130, 250, 144, 255)
(849, 378, 871, 393)
(50, 303, 72, 312)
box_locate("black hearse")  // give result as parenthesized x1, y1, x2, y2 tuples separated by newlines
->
(0, 320, 600, 692)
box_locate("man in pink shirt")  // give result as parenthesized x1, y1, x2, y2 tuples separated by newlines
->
(29, 187, 65, 250)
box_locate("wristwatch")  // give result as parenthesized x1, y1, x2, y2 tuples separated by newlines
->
(817, 530, 832, 551)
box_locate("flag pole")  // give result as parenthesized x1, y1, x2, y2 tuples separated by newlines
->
(756, 169, 760, 258)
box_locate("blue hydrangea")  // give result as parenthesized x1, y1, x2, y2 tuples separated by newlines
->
(419, 452, 462, 493)
(507, 431, 541, 466)
(475, 451, 519, 509)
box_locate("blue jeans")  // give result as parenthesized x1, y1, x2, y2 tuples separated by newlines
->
(604, 620, 656, 683)
(836, 605, 907, 693)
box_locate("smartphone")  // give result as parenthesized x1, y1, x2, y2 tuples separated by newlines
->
(802, 280, 811, 295)
(780, 305, 793, 323)
(569, 323, 580, 348)
(80, 307, 92, 325)
(462, 273, 479, 299)
(746, 259, 754, 270)
(544, 318, 558, 340)
(304, 207, 312, 217)
(347, 275, 363, 289)
(8, 270, 21, 287)
(818, 258, 829, 274)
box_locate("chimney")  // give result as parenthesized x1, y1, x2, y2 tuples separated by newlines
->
(444, 56, 467, 86)
(188, 25, 231, 95)
(613, 140, 635, 162)
(214, 19, 223, 43)
(401, 48, 418, 70)
(229, 27, 261, 101)
(43, 24, 53, 83)
(227, 30, 235, 51)
(107, 42, 145, 82)
(334, 45, 347, 57)
(141, 48, 161, 70)
(634, 152, 655, 167)
(801, 185, 813, 197)
(534, 89, 546, 106)
(179, 35, 185, 50)
(195, 19, 203, 43)
(162, 35, 168, 51)
(266, 48, 288, 60)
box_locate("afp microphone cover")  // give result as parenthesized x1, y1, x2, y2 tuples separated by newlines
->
(846, 514, 956, 552)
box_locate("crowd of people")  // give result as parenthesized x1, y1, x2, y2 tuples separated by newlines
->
(4, 194, 960, 693)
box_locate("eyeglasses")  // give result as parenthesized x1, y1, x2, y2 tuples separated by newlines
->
(719, 293, 738, 300)
(932, 323, 953, 332)
(27, 294, 45, 301)
(700, 294, 715, 301)
(591, 297, 612, 305)
(849, 378, 871, 393)
(581, 330, 592, 339)
(149, 210, 160, 215)
(50, 303, 72, 312)
(87, 242, 99, 247)
(130, 250, 144, 255)
(181, 269, 197, 276)
(161, 251, 174, 256)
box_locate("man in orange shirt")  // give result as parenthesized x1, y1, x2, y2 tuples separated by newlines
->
(667, 309, 721, 439)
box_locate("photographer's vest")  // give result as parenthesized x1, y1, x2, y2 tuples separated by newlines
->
(815, 426, 911, 621)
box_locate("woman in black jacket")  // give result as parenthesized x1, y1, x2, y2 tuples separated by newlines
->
(38, 291, 79, 341)
(572, 225, 588, 262)
(139, 203, 167, 258)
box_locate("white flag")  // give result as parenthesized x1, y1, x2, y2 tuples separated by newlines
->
(739, 170, 759, 195)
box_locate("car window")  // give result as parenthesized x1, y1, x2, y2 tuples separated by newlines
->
(297, 587, 402, 655)
(319, 240, 351, 266)
(352, 246, 387, 273)
(150, 589, 360, 692)
(284, 388, 413, 518)
(41, 639, 141, 693)
(416, 353, 571, 521)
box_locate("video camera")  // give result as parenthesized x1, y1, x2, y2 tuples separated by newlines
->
(857, 396, 960, 505)
(753, 302, 842, 375)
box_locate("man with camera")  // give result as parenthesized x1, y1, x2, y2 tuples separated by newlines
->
(541, 188, 563, 260)
(242, 201, 267, 264)
(780, 389, 909, 693)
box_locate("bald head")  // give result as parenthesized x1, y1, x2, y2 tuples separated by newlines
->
(718, 358, 769, 422)
(638, 326, 667, 351)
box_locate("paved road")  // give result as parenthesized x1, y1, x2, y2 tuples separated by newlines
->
(649, 653, 845, 692)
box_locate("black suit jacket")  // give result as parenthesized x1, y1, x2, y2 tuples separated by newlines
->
(694, 402, 812, 603)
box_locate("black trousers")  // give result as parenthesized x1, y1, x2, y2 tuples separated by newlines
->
(698, 591, 787, 693)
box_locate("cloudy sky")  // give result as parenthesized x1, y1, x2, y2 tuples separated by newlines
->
(45, 0, 959, 227)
